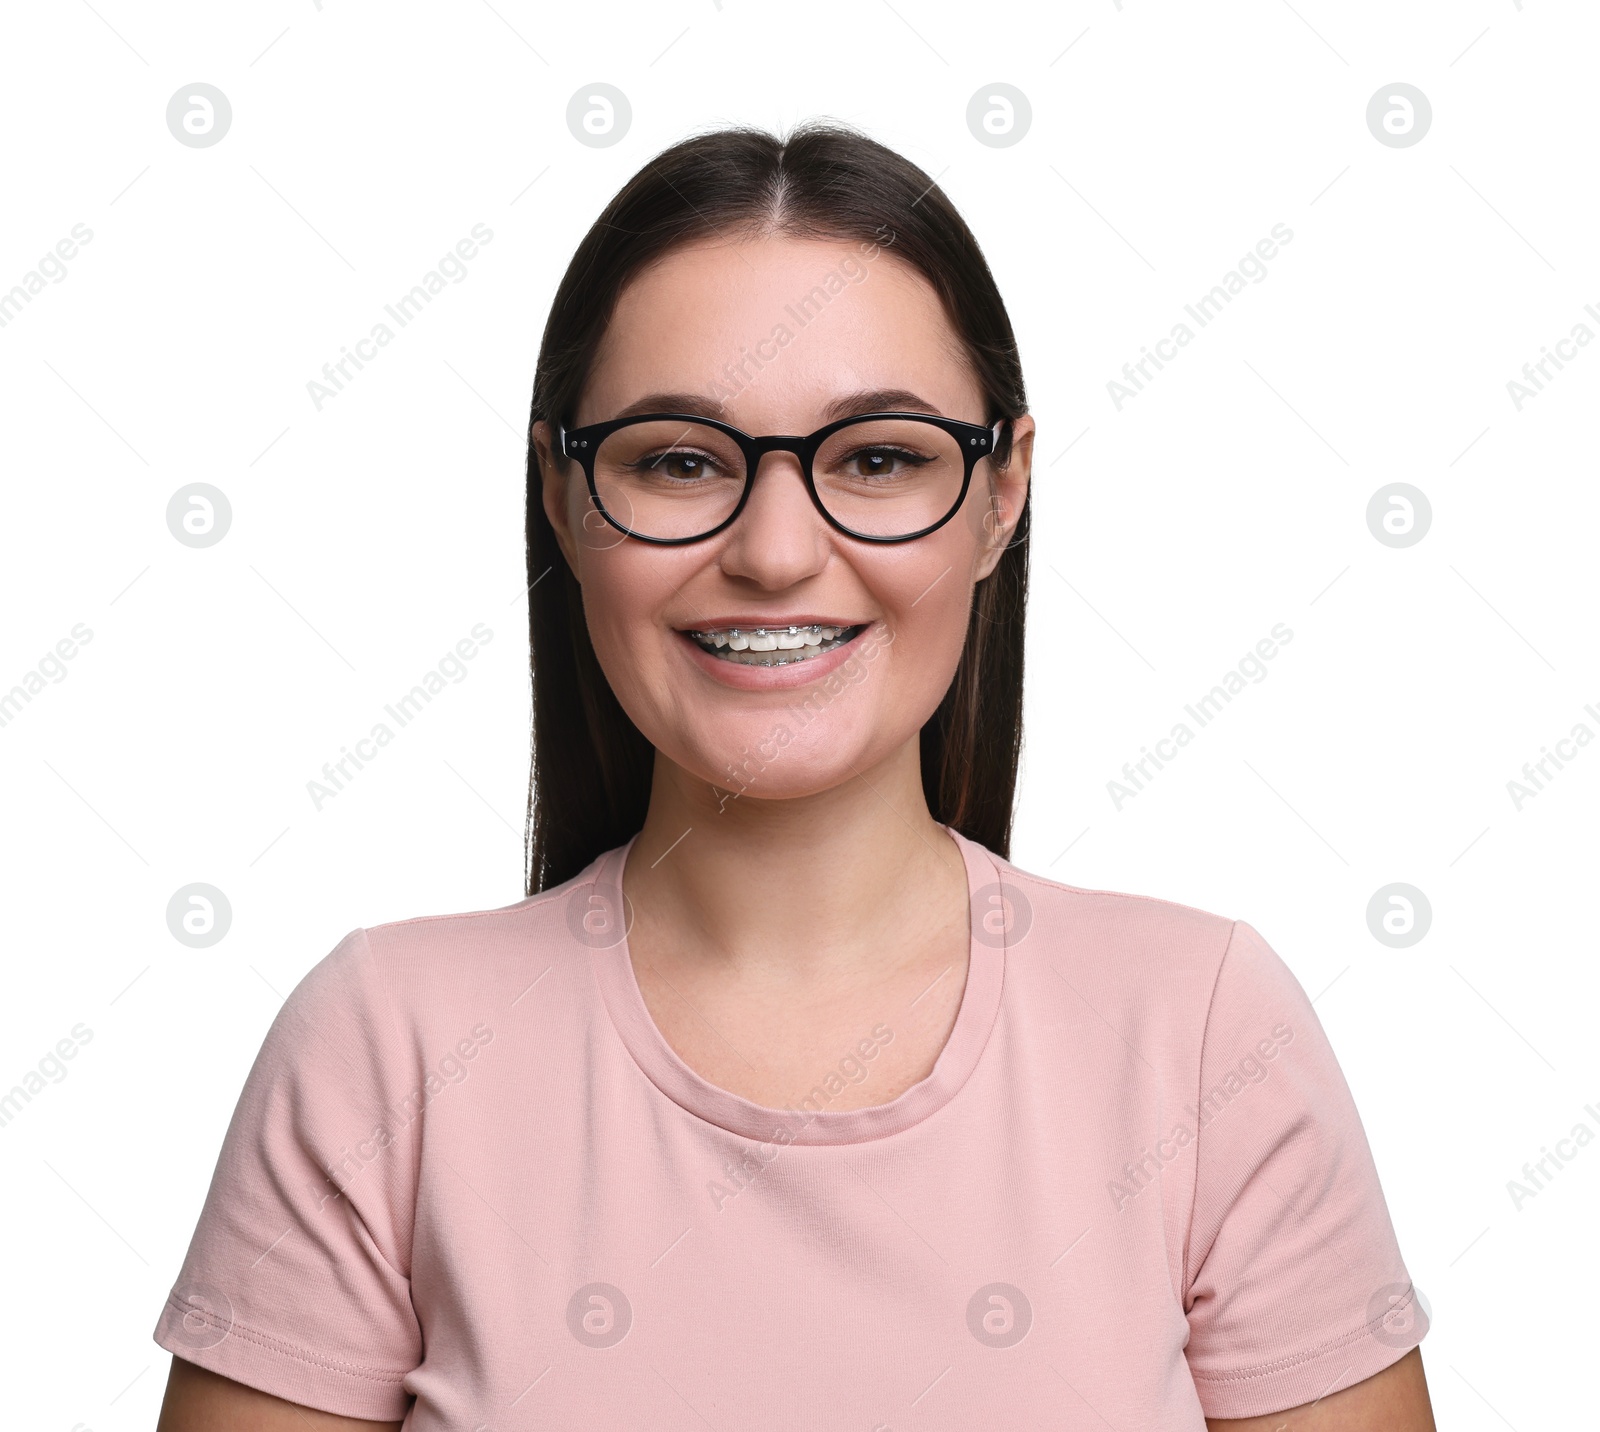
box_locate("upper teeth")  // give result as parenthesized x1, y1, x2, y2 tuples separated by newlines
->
(689, 623, 848, 651)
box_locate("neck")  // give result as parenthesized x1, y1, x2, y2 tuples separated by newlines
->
(622, 737, 965, 981)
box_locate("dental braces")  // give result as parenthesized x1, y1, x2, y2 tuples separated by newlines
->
(687, 624, 857, 639)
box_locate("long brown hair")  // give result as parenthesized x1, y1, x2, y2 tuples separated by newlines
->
(523, 119, 1030, 894)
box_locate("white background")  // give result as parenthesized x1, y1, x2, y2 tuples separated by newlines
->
(2, 0, 1594, 1426)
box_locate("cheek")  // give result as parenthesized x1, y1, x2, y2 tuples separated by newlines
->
(899, 581, 971, 709)
(873, 538, 980, 703)
(560, 470, 607, 554)
(572, 546, 676, 702)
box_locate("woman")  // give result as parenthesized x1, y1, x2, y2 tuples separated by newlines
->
(155, 121, 1434, 1430)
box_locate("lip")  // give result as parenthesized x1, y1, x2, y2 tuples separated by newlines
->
(674, 623, 877, 691)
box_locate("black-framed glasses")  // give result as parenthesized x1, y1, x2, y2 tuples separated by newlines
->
(557, 410, 1005, 544)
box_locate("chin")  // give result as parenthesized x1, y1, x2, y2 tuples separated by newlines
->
(676, 710, 888, 804)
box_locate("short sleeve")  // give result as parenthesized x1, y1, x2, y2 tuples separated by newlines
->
(1182, 920, 1428, 1419)
(152, 928, 420, 1421)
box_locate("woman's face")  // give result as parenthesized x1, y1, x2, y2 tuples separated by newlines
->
(532, 233, 1033, 804)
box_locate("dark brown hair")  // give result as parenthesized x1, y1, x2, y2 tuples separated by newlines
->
(523, 119, 1030, 894)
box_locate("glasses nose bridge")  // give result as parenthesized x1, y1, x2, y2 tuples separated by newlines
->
(746, 432, 810, 477)
(740, 434, 817, 514)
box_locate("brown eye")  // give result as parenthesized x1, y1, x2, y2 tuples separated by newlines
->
(660, 453, 704, 480)
(843, 447, 926, 480)
(639, 450, 721, 482)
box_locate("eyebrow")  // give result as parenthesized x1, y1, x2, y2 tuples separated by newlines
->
(606, 388, 946, 427)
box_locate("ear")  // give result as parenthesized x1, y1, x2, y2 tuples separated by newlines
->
(973, 413, 1034, 582)
(532, 419, 583, 581)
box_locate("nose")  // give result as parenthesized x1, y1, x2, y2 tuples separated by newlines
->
(716, 449, 831, 587)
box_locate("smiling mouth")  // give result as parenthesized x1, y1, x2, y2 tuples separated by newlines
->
(683, 623, 865, 667)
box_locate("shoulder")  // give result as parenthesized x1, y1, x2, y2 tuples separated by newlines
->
(975, 838, 1238, 980)
(961, 838, 1299, 1053)
(973, 843, 1323, 1103)
(360, 883, 581, 983)
(1005, 857, 1234, 938)
(283, 851, 620, 1050)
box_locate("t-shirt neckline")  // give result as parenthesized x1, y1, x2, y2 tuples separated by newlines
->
(587, 825, 1007, 1145)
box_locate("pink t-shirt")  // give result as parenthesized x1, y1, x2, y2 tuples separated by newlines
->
(154, 827, 1427, 1426)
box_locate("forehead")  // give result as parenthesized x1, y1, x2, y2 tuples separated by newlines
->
(580, 234, 980, 428)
